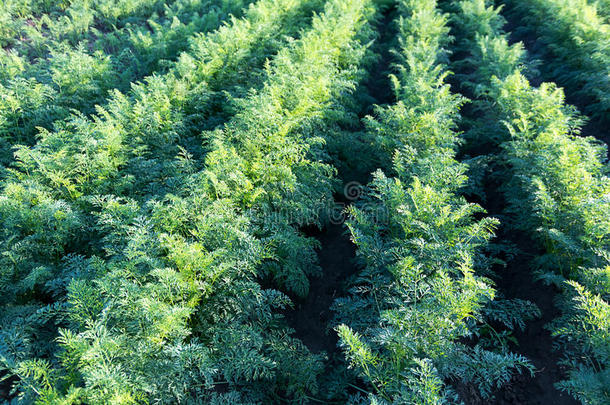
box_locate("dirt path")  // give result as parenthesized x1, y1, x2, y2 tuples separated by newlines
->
(473, 179, 578, 404)
(435, 3, 582, 400)
(449, 93, 579, 405)
(285, 222, 357, 356)
(284, 7, 397, 403)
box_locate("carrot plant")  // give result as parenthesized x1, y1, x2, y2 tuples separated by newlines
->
(0, 0, 380, 401)
(501, 0, 610, 124)
(1, 1, 607, 403)
(333, 0, 535, 402)
(451, 0, 610, 402)
(0, 0, 254, 167)
(0, 0, 331, 401)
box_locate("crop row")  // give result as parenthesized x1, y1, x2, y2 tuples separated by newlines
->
(502, 0, 610, 124)
(0, 0, 174, 50)
(1, 0, 608, 403)
(333, 0, 537, 402)
(0, 0, 378, 402)
(0, 0, 251, 167)
(449, 0, 609, 403)
(0, 0, 320, 326)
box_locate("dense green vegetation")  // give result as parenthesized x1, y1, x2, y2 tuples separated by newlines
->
(595, 0, 610, 20)
(448, 0, 609, 403)
(0, 0, 254, 167)
(334, 0, 536, 402)
(0, 0, 608, 403)
(502, 0, 610, 124)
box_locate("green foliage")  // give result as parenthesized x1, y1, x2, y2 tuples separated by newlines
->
(1, 0, 378, 402)
(551, 280, 610, 404)
(0, 0, 324, 323)
(0, 0, 252, 166)
(451, 0, 610, 402)
(334, 0, 535, 402)
(2, 0, 607, 403)
(503, 0, 610, 122)
(595, 0, 610, 20)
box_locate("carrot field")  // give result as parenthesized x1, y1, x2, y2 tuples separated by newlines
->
(0, 0, 608, 403)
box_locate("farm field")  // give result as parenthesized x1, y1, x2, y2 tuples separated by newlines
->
(0, 0, 608, 404)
